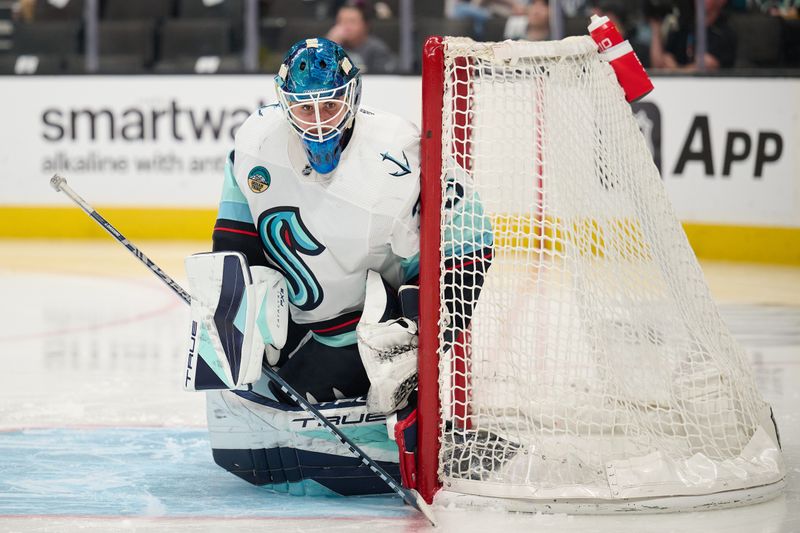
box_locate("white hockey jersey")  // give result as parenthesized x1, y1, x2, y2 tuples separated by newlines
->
(225, 104, 421, 329)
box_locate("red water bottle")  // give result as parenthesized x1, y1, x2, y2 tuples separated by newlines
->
(588, 14, 653, 102)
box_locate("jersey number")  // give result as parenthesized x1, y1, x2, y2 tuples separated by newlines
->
(258, 207, 325, 311)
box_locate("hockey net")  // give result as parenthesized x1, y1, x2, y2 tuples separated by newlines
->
(416, 36, 785, 511)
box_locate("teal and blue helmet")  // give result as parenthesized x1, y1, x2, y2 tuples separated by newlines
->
(275, 38, 362, 174)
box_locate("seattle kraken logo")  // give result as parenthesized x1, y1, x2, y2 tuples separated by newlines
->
(381, 150, 411, 177)
(258, 207, 325, 311)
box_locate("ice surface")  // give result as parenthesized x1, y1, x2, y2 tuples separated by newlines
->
(0, 241, 798, 532)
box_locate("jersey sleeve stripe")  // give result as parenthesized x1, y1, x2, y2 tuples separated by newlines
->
(218, 200, 255, 225)
(444, 246, 493, 271)
(214, 218, 258, 233)
(214, 226, 259, 237)
(443, 192, 494, 259)
(306, 310, 363, 337)
(313, 316, 361, 334)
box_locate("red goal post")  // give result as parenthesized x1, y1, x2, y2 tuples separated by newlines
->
(418, 35, 445, 505)
(418, 35, 479, 504)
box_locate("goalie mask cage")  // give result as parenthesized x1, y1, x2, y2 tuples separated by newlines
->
(416, 36, 785, 512)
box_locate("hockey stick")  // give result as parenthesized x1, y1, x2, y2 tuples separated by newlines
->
(49, 174, 438, 527)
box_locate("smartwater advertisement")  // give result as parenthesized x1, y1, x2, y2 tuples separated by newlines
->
(0, 75, 797, 227)
(0, 76, 420, 207)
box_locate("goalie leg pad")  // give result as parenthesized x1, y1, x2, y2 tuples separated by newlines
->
(206, 390, 401, 495)
(185, 252, 288, 391)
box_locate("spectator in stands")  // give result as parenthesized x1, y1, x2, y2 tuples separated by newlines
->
(326, 0, 397, 73)
(649, 0, 737, 70)
(755, 0, 798, 17)
(452, 0, 529, 40)
(592, 1, 650, 67)
(500, 0, 547, 41)
(12, 0, 35, 22)
(525, 0, 549, 41)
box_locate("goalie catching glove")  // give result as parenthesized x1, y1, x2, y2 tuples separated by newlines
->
(356, 270, 418, 414)
(184, 251, 288, 391)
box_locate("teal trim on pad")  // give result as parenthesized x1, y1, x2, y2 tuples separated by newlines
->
(198, 323, 233, 387)
(312, 331, 357, 348)
(300, 426, 399, 454)
(260, 478, 341, 497)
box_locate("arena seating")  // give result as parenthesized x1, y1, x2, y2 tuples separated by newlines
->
(154, 55, 244, 74)
(274, 18, 335, 54)
(178, 0, 243, 20)
(98, 20, 157, 67)
(4, 20, 79, 73)
(730, 13, 784, 67)
(0, 0, 798, 75)
(784, 18, 800, 67)
(32, 0, 84, 20)
(103, 0, 173, 21)
(413, 0, 445, 18)
(266, 0, 321, 19)
(370, 19, 399, 53)
(0, 53, 62, 73)
(154, 18, 237, 73)
(66, 53, 148, 73)
(13, 20, 81, 53)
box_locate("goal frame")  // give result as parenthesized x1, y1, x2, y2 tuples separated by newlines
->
(418, 35, 477, 505)
(417, 35, 446, 505)
(414, 35, 785, 510)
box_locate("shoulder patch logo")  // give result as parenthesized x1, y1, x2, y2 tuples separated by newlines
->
(247, 166, 271, 193)
(381, 150, 411, 177)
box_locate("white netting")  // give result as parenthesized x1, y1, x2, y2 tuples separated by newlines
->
(435, 36, 784, 503)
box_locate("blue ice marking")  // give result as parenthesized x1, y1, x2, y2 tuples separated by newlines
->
(0, 428, 409, 519)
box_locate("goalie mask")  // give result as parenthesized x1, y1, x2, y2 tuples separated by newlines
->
(275, 38, 362, 174)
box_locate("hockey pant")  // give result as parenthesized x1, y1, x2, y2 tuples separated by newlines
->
(264, 314, 371, 405)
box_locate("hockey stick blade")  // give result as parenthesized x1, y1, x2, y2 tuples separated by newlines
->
(412, 489, 438, 526)
(51, 174, 438, 527)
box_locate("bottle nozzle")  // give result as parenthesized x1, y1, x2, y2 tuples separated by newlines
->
(587, 14, 610, 32)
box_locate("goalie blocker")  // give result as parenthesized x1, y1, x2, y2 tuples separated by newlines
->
(184, 251, 288, 391)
